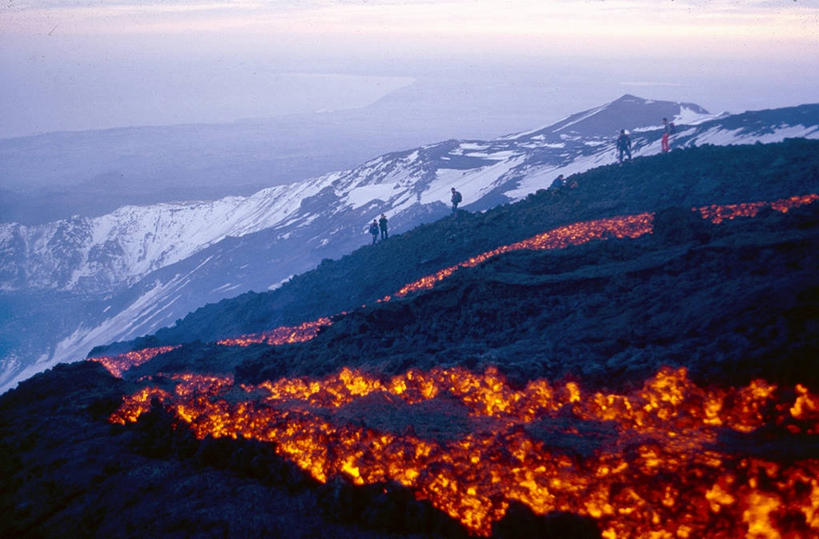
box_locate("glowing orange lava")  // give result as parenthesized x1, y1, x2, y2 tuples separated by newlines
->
(111, 367, 819, 537)
(216, 317, 333, 347)
(89, 346, 180, 378)
(697, 194, 819, 224)
(89, 194, 818, 379)
(103, 194, 819, 536)
(384, 213, 653, 301)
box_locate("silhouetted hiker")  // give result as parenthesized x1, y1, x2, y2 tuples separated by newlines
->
(662, 117, 675, 153)
(550, 174, 566, 189)
(617, 129, 632, 163)
(451, 187, 462, 214)
(368, 219, 379, 244)
(378, 213, 388, 240)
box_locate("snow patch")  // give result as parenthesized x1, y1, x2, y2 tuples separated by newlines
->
(464, 150, 519, 160)
(3, 174, 335, 293)
(344, 183, 398, 209)
(268, 275, 293, 291)
(459, 142, 490, 151)
(421, 157, 525, 206)
(213, 283, 240, 293)
(505, 151, 614, 200)
(674, 106, 720, 126)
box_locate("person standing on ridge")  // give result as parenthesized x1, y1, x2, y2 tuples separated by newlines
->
(550, 174, 566, 190)
(617, 129, 632, 163)
(368, 219, 379, 244)
(378, 213, 388, 240)
(661, 117, 674, 153)
(451, 187, 462, 215)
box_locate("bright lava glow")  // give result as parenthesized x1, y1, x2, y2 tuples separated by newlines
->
(215, 317, 334, 347)
(111, 366, 819, 537)
(89, 194, 818, 378)
(89, 346, 180, 378)
(96, 193, 819, 536)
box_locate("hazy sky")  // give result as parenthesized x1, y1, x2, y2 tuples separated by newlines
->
(1, 0, 818, 138)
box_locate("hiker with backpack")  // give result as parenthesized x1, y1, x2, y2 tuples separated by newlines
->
(550, 174, 566, 190)
(451, 187, 462, 214)
(378, 213, 388, 240)
(617, 129, 632, 163)
(662, 117, 675, 153)
(368, 219, 379, 244)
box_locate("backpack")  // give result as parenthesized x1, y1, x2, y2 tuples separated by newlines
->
(453, 191, 462, 204)
(669, 122, 676, 134)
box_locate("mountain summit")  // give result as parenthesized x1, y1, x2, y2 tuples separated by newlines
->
(510, 94, 714, 141)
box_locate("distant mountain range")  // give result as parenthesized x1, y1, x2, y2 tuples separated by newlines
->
(2, 95, 818, 393)
(0, 73, 583, 226)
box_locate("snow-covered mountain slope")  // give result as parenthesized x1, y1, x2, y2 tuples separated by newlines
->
(0, 181, 329, 293)
(2, 95, 818, 394)
(502, 93, 716, 141)
(3, 95, 811, 295)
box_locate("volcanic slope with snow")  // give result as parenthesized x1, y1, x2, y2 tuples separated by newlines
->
(1, 96, 818, 394)
(3, 141, 818, 538)
(102, 138, 819, 360)
(4, 96, 816, 295)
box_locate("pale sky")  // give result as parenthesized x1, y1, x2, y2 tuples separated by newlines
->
(5, 1, 818, 55)
(1, 0, 818, 137)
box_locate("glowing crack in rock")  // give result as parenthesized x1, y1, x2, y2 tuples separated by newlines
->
(89, 346, 180, 378)
(111, 367, 819, 537)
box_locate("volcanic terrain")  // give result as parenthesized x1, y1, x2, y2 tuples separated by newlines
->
(2, 140, 819, 538)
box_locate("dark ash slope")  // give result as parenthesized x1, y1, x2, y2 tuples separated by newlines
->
(3, 140, 818, 538)
(100, 138, 819, 353)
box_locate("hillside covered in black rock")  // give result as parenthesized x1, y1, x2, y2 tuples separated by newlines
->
(144, 195, 819, 393)
(102, 138, 819, 352)
(0, 362, 470, 538)
(3, 139, 819, 538)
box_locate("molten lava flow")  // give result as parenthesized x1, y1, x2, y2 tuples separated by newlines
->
(696, 194, 819, 224)
(112, 367, 819, 537)
(89, 346, 180, 378)
(216, 317, 333, 347)
(385, 213, 654, 301)
(89, 194, 818, 377)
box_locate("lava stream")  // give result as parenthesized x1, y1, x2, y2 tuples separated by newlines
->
(112, 367, 819, 537)
(90, 346, 180, 378)
(90, 194, 817, 379)
(216, 317, 333, 347)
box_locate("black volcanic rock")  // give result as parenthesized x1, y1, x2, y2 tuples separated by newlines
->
(318, 478, 468, 537)
(3, 141, 819, 538)
(0, 360, 463, 538)
(107, 138, 819, 350)
(492, 502, 601, 539)
(220, 198, 819, 394)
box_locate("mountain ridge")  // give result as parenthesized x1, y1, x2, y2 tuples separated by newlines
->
(97, 139, 819, 358)
(2, 96, 819, 393)
(2, 138, 818, 537)
(3, 95, 812, 296)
